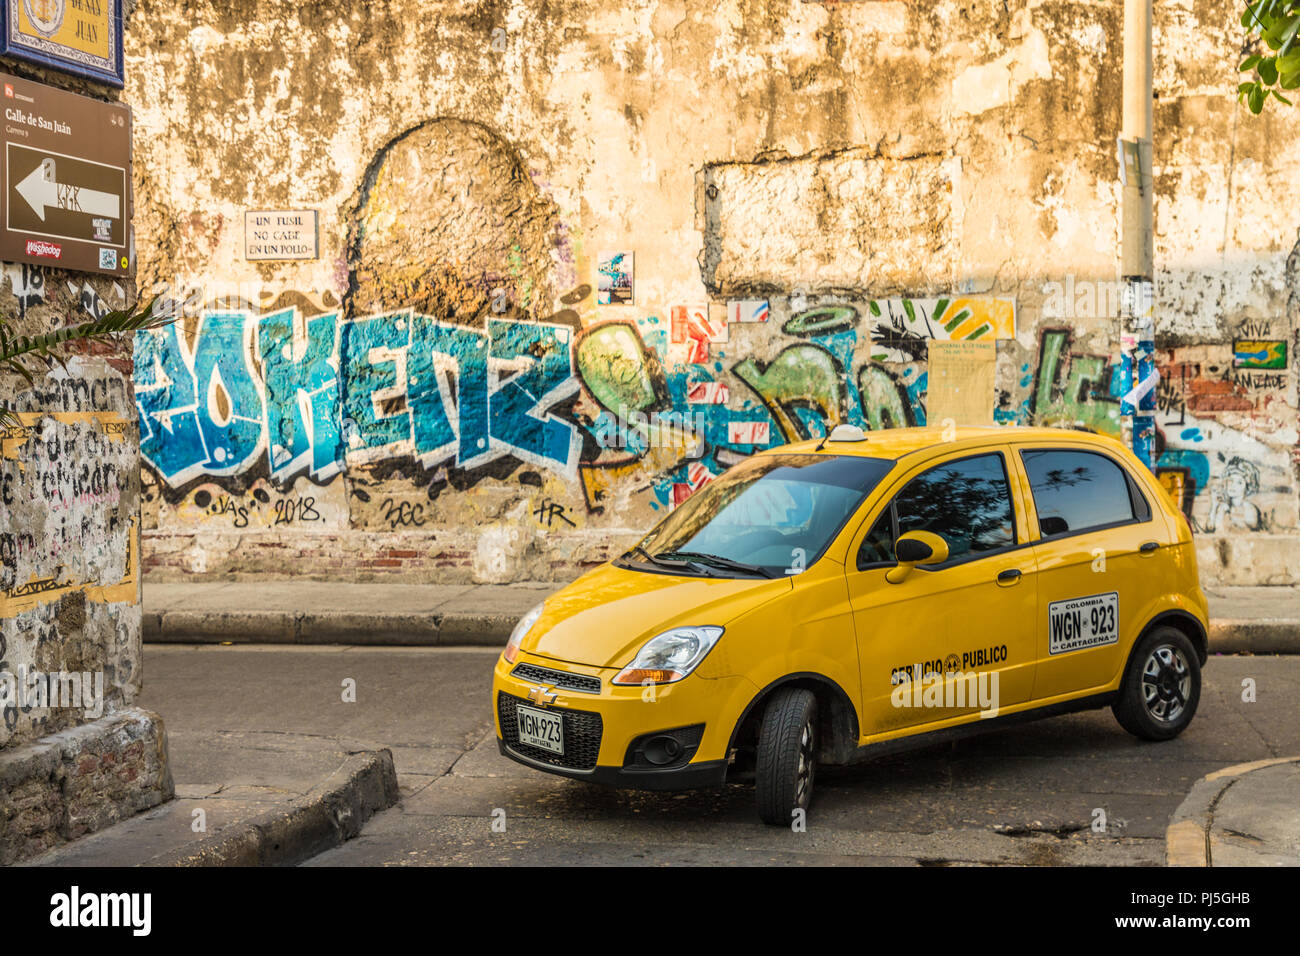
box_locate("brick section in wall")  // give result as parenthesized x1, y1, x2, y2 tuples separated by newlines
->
(0, 709, 174, 866)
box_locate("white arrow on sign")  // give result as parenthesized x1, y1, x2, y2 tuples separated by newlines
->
(16, 158, 120, 222)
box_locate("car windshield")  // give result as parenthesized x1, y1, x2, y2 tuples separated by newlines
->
(622, 454, 895, 577)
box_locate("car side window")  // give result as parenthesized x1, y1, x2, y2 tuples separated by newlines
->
(892, 453, 1016, 564)
(1020, 449, 1142, 537)
(857, 507, 896, 567)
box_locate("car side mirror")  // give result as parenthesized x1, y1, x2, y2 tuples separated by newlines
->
(886, 531, 950, 583)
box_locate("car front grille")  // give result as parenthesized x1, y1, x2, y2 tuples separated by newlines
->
(498, 692, 603, 771)
(510, 662, 602, 694)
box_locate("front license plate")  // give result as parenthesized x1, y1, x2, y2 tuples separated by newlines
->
(516, 704, 564, 754)
(1048, 591, 1119, 655)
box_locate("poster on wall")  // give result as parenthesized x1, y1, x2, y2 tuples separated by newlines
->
(596, 251, 633, 305)
(926, 339, 996, 426)
(0, 0, 124, 87)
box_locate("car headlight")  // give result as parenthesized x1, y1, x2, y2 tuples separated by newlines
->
(503, 603, 543, 664)
(612, 626, 723, 685)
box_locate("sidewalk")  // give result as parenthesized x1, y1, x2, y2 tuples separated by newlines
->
(23, 728, 399, 867)
(143, 581, 1300, 652)
(143, 580, 557, 646)
(1167, 757, 1300, 865)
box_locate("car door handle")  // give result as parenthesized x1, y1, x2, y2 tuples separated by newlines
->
(997, 568, 1022, 584)
(1139, 541, 1159, 554)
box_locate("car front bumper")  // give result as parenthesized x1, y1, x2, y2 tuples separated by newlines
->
(495, 738, 729, 790)
(492, 650, 755, 791)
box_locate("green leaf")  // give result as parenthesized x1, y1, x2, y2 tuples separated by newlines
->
(0, 296, 170, 369)
(1260, 56, 1280, 84)
(1240, 54, 1263, 70)
(1249, 84, 1267, 112)
(1280, 15, 1300, 54)
(1273, 89, 1294, 103)
(4, 358, 35, 387)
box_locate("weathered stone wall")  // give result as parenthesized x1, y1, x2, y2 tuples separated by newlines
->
(1, 31, 170, 863)
(1, 101, 142, 748)
(126, 0, 1300, 586)
(0, 708, 171, 864)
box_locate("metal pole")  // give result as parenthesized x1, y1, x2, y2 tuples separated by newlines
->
(1119, 0, 1156, 468)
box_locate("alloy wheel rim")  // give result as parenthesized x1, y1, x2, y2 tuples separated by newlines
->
(1141, 644, 1191, 723)
(795, 717, 815, 807)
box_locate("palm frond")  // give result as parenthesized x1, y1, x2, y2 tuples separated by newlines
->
(0, 295, 175, 429)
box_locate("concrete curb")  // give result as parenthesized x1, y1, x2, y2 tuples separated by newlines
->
(1166, 756, 1300, 866)
(144, 610, 514, 646)
(1207, 619, 1300, 655)
(144, 609, 1300, 652)
(148, 749, 400, 866)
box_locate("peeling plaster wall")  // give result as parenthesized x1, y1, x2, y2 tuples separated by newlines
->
(126, 0, 1300, 586)
(1, 167, 142, 747)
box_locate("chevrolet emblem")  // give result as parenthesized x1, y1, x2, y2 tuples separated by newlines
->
(527, 685, 558, 706)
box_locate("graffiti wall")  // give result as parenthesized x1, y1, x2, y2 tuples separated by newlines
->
(134, 270, 1300, 585)
(135, 293, 997, 573)
(126, 0, 1300, 586)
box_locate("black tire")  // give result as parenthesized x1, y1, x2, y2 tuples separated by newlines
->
(755, 687, 818, 826)
(1112, 625, 1201, 741)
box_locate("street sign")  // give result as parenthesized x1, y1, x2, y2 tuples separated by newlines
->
(0, 0, 125, 87)
(0, 72, 131, 275)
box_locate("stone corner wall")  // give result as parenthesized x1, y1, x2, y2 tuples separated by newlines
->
(1, 39, 171, 862)
(0, 707, 173, 865)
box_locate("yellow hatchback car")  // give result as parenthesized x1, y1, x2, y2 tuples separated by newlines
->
(494, 425, 1209, 824)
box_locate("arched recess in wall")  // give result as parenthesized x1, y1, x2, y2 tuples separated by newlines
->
(344, 119, 563, 324)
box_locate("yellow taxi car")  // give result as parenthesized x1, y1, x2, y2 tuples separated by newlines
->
(493, 425, 1209, 824)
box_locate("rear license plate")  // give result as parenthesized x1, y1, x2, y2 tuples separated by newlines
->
(516, 703, 564, 754)
(1048, 591, 1119, 655)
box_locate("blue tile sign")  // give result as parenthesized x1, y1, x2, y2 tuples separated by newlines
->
(1, 0, 124, 88)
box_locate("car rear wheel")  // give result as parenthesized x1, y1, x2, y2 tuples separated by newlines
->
(1112, 626, 1201, 741)
(755, 687, 818, 826)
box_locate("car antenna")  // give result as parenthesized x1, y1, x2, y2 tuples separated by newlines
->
(815, 423, 867, 451)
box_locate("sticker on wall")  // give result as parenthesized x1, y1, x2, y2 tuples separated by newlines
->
(728, 421, 770, 445)
(670, 461, 716, 508)
(1233, 340, 1286, 370)
(669, 304, 716, 363)
(707, 302, 730, 343)
(687, 381, 730, 404)
(728, 299, 770, 324)
(596, 251, 634, 305)
(869, 297, 1016, 361)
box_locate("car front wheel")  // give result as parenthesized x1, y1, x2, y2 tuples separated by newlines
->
(755, 687, 818, 826)
(1112, 626, 1201, 741)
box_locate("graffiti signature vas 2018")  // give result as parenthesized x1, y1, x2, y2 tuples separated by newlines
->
(493, 425, 1209, 824)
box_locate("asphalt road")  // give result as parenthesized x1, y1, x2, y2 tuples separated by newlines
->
(138, 646, 1300, 866)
